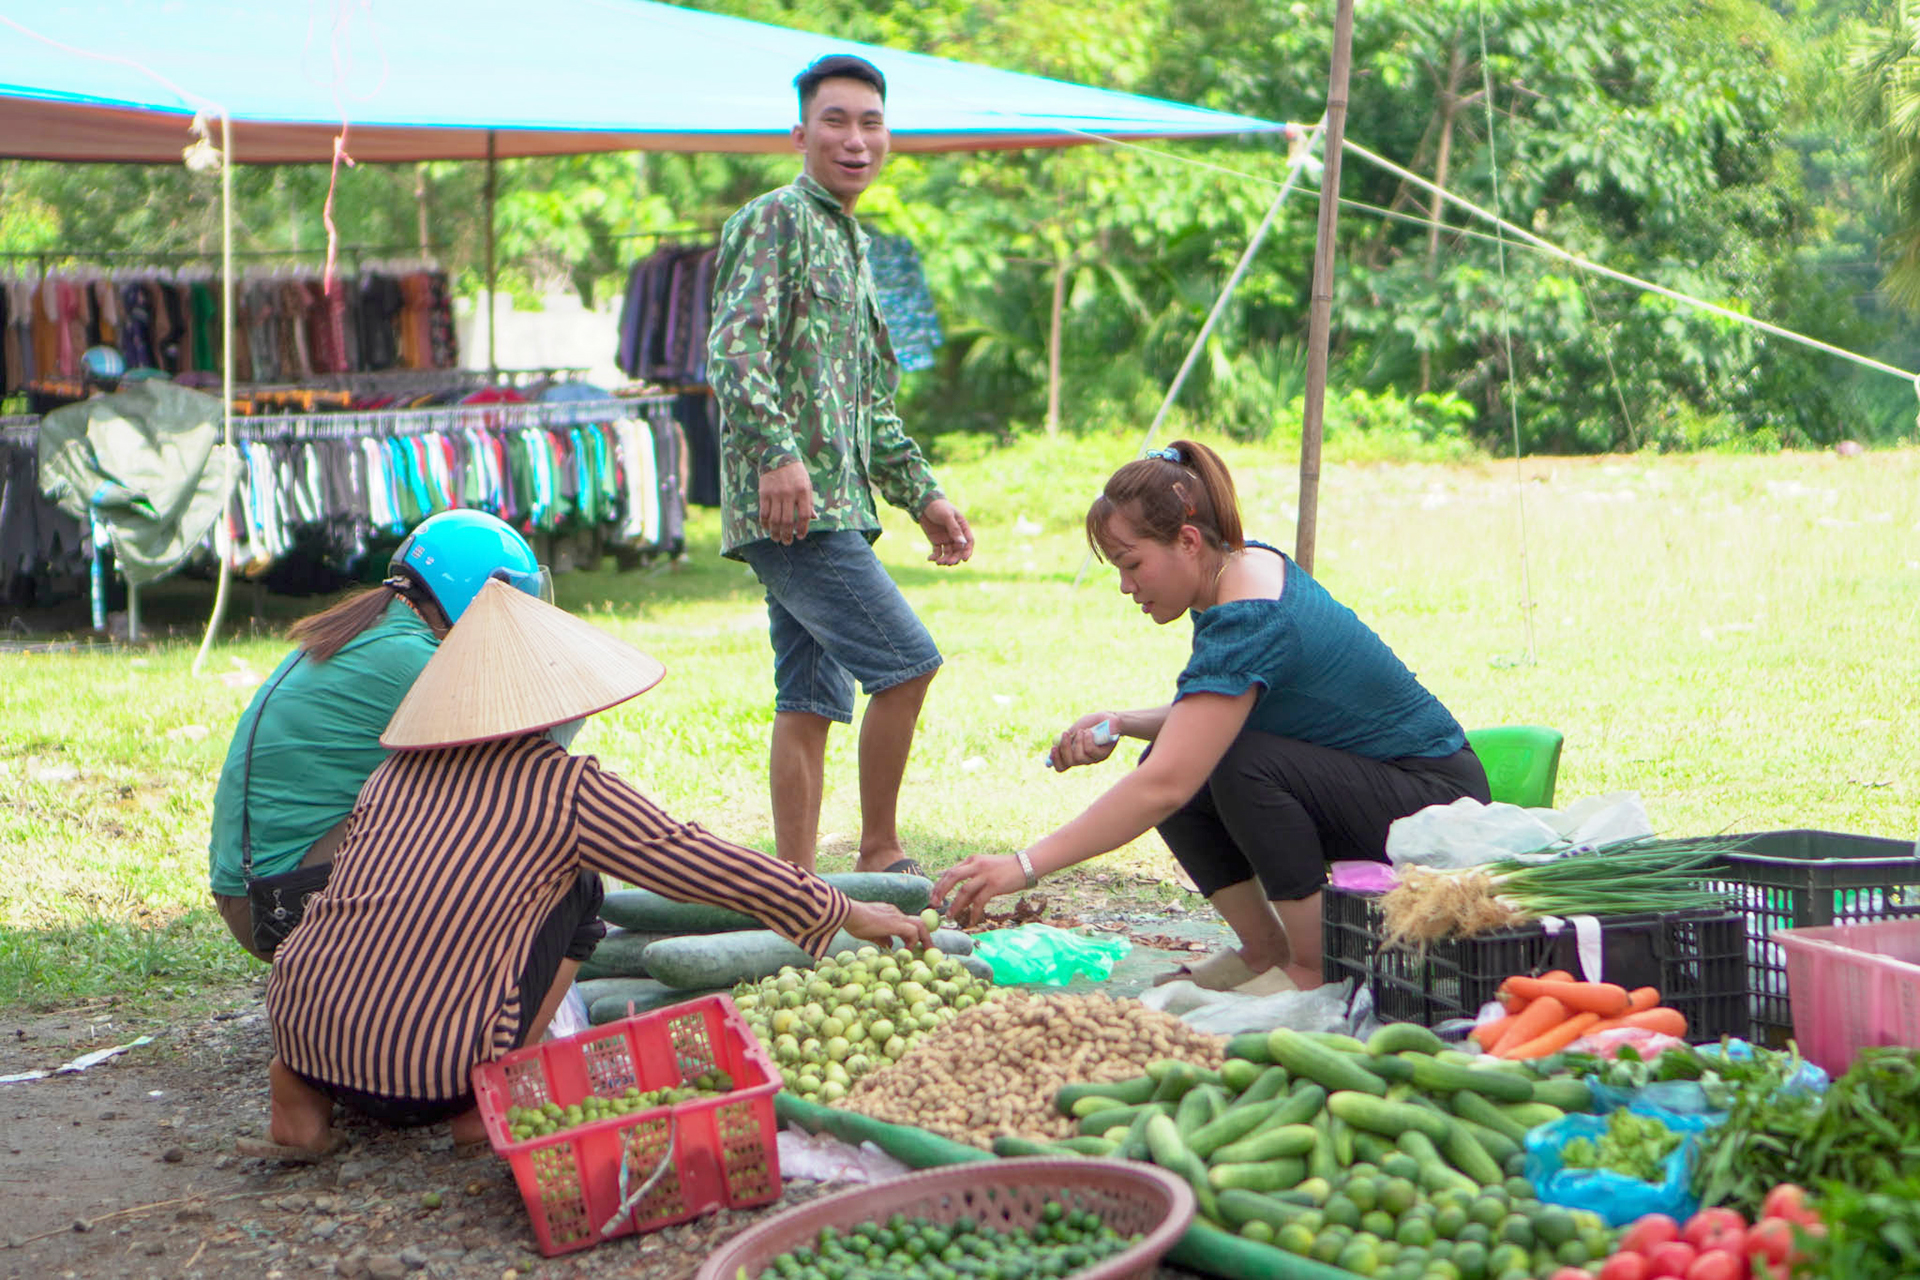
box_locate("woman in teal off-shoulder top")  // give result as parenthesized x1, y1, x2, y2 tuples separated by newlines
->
(935, 440, 1488, 993)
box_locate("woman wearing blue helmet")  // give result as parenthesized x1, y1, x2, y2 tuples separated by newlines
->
(208, 510, 548, 959)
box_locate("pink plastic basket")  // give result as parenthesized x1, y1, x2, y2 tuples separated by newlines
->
(470, 994, 780, 1257)
(1777, 919, 1920, 1077)
(695, 1157, 1195, 1280)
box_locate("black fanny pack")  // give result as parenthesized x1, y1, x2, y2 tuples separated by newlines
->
(246, 861, 333, 958)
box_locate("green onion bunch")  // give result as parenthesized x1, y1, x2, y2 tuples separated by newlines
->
(1480, 836, 1742, 918)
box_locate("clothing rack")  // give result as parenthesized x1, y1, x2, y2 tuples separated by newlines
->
(238, 396, 658, 440)
(0, 243, 448, 270)
(1, 394, 686, 641)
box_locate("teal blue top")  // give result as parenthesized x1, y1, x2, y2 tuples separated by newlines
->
(1177, 546, 1466, 760)
(207, 600, 438, 896)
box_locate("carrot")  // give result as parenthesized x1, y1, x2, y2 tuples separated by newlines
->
(1489, 995, 1569, 1057)
(1472, 1011, 1523, 1050)
(1625, 986, 1662, 1013)
(1499, 977, 1631, 1017)
(1497, 1010, 1601, 1059)
(1588, 1007, 1689, 1039)
(1497, 969, 1574, 1013)
(1498, 969, 1573, 998)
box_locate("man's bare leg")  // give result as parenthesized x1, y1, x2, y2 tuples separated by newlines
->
(854, 671, 934, 873)
(770, 711, 832, 872)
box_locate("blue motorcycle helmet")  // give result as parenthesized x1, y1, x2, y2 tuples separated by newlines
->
(385, 510, 547, 627)
(81, 345, 127, 390)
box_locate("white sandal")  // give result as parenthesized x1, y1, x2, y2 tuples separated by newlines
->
(1152, 949, 1260, 990)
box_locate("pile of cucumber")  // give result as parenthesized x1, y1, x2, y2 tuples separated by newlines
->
(577, 872, 989, 1025)
(994, 1023, 1611, 1280)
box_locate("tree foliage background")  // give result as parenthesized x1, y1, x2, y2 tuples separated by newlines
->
(5, 0, 1920, 454)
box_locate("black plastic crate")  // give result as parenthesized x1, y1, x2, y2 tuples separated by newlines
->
(1701, 829, 1920, 1047)
(1322, 887, 1749, 1041)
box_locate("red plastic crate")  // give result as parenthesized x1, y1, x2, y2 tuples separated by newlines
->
(471, 994, 781, 1257)
(1777, 919, 1920, 1078)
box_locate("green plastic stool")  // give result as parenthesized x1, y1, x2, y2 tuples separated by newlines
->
(1465, 725, 1564, 808)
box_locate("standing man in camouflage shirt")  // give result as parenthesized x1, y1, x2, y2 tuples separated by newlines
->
(708, 53, 974, 877)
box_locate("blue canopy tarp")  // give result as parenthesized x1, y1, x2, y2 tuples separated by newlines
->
(0, 0, 1293, 162)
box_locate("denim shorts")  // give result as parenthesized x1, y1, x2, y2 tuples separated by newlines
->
(738, 530, 943, 724)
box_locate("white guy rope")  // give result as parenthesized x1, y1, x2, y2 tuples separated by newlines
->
(1070, 118, 1326, 588)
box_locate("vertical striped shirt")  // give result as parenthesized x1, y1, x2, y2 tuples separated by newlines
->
(265, 735, 852, 1102)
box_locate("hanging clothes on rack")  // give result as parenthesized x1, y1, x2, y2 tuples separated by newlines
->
(615, 244, 719, 383)
(0, 418, 87, 606)
(221, 394, 679, 579)
(867, 235, 943, 373)
(612, 231, 940, 389)
(0, 264, 461, 396)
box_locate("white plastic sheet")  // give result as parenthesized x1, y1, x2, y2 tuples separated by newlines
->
(1386, 793, 1653, 872)
(1138, 976, 1357, 1036)
(776, 1127, 911, 1184)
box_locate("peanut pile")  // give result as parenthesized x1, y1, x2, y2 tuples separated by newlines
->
(839, 990, 1224, 1148)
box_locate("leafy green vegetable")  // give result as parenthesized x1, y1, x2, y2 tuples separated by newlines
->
(1695, 1047, 1920, 1218)
(1799, 1175, 1920, 1280)
(1560, 1108, 1682, 1182)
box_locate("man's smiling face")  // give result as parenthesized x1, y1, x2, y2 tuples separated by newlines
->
(793, 76, 889, 212)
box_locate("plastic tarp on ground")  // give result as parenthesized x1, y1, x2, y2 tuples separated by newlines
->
(0, 0, 1292, 163)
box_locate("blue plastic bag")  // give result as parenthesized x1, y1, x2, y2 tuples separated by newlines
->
(1523, 1103, 1720, 1227)
(971, 924, 1131, 986)
(1580, 1038, 1830, 1115)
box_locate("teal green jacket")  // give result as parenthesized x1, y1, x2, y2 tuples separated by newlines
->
(207, 601, 436, 896)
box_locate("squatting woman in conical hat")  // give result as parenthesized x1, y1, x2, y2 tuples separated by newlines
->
(936, 440, 1489, 994)
(208, 509, 550, 961)
(252, 581, 929, 1159)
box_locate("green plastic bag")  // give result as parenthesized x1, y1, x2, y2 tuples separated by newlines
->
(971, 924, 1131, 985)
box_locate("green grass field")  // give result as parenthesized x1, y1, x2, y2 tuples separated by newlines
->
(3, 430, 1916, 1012)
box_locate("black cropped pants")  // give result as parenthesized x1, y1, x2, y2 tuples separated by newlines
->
(1156, 733, 1490, 901)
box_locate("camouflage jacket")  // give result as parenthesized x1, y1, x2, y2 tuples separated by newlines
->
(708, 172, 943, 558)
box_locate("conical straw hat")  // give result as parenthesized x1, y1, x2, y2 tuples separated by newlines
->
(381, 578, 665, 750)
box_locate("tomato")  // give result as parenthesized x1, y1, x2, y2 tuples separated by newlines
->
(1551, 1269, 1594, 1280)
(1683, 1208, 1747, 1251)
(1696, 1221, 1747, 1259)
(1601, 1252, 1654, 1280)
(1761, 1185, 1816, 1227)
(1622, 1214, 1684, 1256)
(1648, 1240, 1700, 1279)
(1747, 1218, 1795, 1268)
(1684, 1248, 1745, 1280)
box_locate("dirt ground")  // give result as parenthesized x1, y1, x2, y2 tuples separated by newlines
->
(0, 901, 1222, 1280)
(0, 986, 848, 1280)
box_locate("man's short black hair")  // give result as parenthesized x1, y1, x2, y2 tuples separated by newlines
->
(795, 54, 886, 117)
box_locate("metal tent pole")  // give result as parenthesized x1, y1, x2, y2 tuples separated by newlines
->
(1295, 0, 1355, 575)
(485, 130, 498, 378)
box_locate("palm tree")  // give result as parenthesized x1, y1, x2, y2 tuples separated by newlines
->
(1852, 0, 1920, 308)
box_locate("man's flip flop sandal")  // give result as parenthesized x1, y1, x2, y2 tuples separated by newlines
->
(879, 857, 927, 879)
